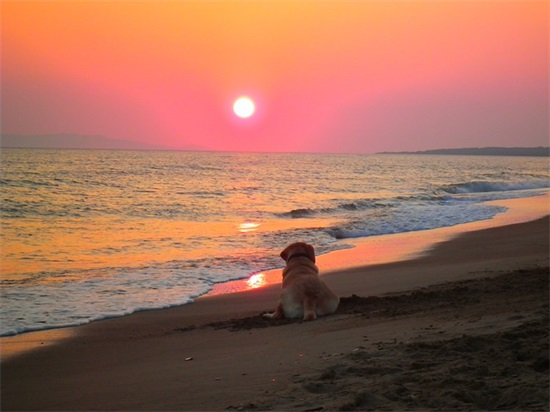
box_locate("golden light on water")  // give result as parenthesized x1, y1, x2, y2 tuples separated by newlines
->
(246, 272, 266, 289)
(238, 222, 261, 233)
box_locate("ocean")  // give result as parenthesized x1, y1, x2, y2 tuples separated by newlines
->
(1, 149, 549, 336)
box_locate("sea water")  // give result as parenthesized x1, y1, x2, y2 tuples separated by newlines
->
(1, 149, 549, 336)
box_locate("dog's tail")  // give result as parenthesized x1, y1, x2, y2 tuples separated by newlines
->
(303, 296, 317, 321)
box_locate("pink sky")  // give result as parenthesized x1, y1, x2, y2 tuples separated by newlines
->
(2, 1, 548, 153)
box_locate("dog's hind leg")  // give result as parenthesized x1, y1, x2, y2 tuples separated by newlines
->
(263, 302, 285, 319)
(303, 296, 317, 321)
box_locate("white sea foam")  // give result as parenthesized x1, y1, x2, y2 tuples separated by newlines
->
(326, 202, 507, 240)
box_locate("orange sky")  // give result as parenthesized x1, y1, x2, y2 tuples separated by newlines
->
(2, 1, 548, 153)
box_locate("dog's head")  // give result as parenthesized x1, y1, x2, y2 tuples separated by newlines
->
(280, 242, 316, 264)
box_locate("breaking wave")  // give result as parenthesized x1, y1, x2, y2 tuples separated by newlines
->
(277, 200, 392, 219)
(442, 180, 549, 195)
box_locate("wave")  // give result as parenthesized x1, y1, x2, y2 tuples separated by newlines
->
(277, 200, 392, 219)
(326, 183, 549, 240)
(278, 208, 317, 218)
(442, 180, 549, 195)
(325, 202, 508, 240)
(176, 190, 226, 197)
(0, 296, 199, 337)
(0, 178, 59, 188)
(0, 253, 280, 337)
(270, 180, 548, 222)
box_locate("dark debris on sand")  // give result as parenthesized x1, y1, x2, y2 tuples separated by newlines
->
(173, 312, 300, 334)
(282, 316, 549, 411)
(207, 314, 300, 331)
(337, 266, 549, 319)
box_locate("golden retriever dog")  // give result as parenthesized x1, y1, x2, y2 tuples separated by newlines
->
(263, 242, 339, 321)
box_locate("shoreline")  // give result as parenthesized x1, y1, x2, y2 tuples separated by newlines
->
(1, 204, 548, 410)
(1, 193, 548, 353)
(210, 193, 549, 295)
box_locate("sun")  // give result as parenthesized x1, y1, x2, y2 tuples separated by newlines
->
(233, 97, 255, 118)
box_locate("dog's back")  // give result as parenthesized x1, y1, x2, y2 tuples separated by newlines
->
(280, 253, 339, 320)
(264, 242, 339, 321)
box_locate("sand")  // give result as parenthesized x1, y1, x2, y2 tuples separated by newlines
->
(1, 199, 549, 410)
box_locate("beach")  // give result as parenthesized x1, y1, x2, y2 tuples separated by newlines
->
(1, 198, 549, 411)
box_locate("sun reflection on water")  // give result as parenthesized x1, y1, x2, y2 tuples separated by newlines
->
(246, 272, 266, 289)
(238, 222, 261, 233)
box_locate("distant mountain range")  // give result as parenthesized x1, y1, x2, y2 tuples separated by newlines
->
(1, 134, 173, 151)
(379, 147, 549, 157)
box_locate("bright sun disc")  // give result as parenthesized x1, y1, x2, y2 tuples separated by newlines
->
(233, 97, 255, 118)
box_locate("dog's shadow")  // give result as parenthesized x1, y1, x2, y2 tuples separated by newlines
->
(207, 312, 301, 332)
(172, 312, 302, 334)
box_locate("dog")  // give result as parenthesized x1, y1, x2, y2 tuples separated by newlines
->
(263, 242, 339, 321)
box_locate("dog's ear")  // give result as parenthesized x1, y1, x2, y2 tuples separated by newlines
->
(280, 245, 291, 261)
(305, 243, 316, 263)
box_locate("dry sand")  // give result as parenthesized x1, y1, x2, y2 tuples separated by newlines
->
(1, 204, 549, 410)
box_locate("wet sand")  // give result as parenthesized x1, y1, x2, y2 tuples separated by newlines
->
(1, 198, 548, 411)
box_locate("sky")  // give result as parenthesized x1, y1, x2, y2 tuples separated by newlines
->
(2, 1, 548, 153)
